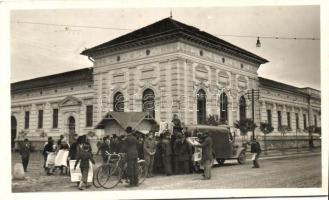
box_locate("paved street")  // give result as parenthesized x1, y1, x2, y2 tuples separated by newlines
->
(11, 152, 321, 192)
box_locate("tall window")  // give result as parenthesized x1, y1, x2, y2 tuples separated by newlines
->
(267, 109, 272, 124)
(239, 96, 246, 120)
(287, 112, 291, 129)
(219, 92, 228, 123)
(113, 92, 124, 112)
(303, 114, 307, 129)
(86, 105, 93, 127)
(314, 115, 317, 127)
(24, 111, 30, 129)
(38, 110, 43, 129)
(197, 89, 207, 124)
(277, 111, 282, 128)
(142, 89, 155, 118)
(295, 113, 299, 129)
(52, 109, 58, 128)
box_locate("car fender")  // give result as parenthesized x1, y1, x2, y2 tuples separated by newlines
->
(234, 147, 246, 158)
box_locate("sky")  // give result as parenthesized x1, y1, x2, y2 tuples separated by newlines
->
(10, 6, 320, 90)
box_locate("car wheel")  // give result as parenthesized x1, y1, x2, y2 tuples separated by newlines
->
(237, 151, 246, 164)
(216, 159, 225, 166)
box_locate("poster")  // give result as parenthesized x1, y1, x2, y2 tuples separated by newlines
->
(54, 150, 69, 167)
(45, 152, 56, 167)
(69, 160, 93, 182)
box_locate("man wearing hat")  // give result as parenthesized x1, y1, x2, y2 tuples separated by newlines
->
(143, 131, 156, 177)
(122, 126, 139, 187)
(195, 132, 213, 180)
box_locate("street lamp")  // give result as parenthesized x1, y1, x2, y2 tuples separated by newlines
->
(256, 37, 261, 47)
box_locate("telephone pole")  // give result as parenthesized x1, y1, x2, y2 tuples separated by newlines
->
(247, 88, 260, 140)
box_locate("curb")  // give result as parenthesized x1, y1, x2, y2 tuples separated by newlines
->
(246, 151, 321, 162)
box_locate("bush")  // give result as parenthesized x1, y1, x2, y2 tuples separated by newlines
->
(260, 122, 274, 135)
(234, 119, 257, 136)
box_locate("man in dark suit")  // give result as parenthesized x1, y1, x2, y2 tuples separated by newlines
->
(20, 138, 30, 172)
(161, 131, 173, 176)
(196, 132, 213, 180)
(122, 126, 139, 187)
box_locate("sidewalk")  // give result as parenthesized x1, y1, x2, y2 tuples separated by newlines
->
(246, 147, 321, 161)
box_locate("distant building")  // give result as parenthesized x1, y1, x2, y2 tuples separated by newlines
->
(10, 18, 321, 148)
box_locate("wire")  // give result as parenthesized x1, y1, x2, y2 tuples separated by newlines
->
(11, 20, 320, 40)
(216, 34, 320, 41)
(11, 20, 133, 31)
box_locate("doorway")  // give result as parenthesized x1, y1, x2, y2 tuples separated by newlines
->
(11, 116, 17, 149)
(68, 116, 76, 144)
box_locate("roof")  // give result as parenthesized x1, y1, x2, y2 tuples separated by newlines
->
(258, 77, 310, 96)
(81, 17, 268, 65)
(11, 67, 93, 93)
(95, 112, 157, 130)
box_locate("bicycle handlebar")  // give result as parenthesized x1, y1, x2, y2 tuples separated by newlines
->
(105, 151, 126, 161)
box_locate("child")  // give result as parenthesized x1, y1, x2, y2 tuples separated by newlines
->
(74, 144, 95, 190)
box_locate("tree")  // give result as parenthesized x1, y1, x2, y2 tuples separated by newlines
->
(234, 118, 257, 143)
(260, 122, 274, 152)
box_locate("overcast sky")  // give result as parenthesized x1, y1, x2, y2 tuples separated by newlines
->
(10, 6, 320, 89)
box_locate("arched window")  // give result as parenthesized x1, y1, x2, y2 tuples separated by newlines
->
(142, 89, 155, 117)
(113, 92, 124, 112)
(239, 96, 246, 120)
(219, 92, 228, 123)
(197, 89, 207, 124)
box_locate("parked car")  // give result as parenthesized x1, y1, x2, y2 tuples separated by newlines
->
(185, 125, 246, 170)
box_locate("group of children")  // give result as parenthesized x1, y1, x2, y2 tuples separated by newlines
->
(41, 134, 95, 190)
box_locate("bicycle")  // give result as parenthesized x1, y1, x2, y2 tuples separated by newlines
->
(93, 152, 147, 189)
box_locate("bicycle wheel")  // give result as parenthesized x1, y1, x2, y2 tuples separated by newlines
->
(137, 161, 147, 185)
(92, 166, 102, 188)
(100, 163, 122, 189)
(96, 164, 111, 187)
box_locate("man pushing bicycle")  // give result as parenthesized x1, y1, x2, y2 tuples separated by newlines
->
(121, 126, 139, 187)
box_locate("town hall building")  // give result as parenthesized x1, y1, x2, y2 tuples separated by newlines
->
(11, 17, 321, 149)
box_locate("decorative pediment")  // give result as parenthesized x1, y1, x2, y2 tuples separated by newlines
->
(113, 71, 125, 83)
(218, 71, 229, 86)
(59, 96, 82, 107)
(237, 75, 247, 90)
(141, 66, 155, 80)
(195, 64, 208, 81)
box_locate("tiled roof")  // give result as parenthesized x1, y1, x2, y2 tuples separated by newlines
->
(95, 112, 157, 130)
(259, 77, 309, 96)
(11, 67, 93, 93)
(81, 17, 268, 64)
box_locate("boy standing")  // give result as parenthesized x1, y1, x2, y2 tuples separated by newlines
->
(249, 138, 262, 168)
(74, 144, 95, 190)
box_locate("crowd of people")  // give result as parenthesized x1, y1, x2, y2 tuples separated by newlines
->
(17, 114, 237, 189)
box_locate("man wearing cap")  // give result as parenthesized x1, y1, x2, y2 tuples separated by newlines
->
(143, 131, 156, 177)
(122, 126, 139, 187)
(195, 132, 213, 180)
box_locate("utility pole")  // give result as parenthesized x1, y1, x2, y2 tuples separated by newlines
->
(247, 88, 260, 140)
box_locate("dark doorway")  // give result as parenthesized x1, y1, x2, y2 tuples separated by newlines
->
(11, 116, 17, 149)
(68, 116, 76, 144)
(197, 89, 207, 124)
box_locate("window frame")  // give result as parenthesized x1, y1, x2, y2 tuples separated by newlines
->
(86, 105, 93, 127)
